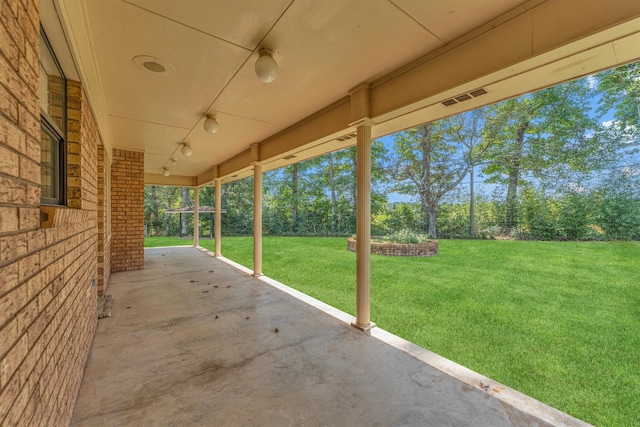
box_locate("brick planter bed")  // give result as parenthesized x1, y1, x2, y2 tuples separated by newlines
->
(347, 237, 438, 257)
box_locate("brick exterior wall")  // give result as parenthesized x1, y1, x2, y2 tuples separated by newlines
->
(0, 1, 104, 425)
(111, 148, 144, 272)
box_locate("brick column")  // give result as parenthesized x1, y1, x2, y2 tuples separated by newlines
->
(111, 149, 144, 272)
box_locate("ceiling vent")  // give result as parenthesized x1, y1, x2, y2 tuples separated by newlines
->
(441, 88, 487, 107)
(336, 133, 357, 142)
(282, 154, 297, 160)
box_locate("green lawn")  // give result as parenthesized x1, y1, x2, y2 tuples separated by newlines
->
(145, 236, 640, 426)
(144, 236, 193, 247)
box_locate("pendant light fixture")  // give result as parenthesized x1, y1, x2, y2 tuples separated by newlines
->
(203, 114, 219, 134)
(181, 143, 193, 157)
(255, 49, 278, 83)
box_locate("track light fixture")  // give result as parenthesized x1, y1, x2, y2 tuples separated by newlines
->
(203, 114, 219, 134)
(255, 48, 278, 83)
(181, 143, 193, 157)
(162, 167, 170, 177)
(171, 158, 177, 165)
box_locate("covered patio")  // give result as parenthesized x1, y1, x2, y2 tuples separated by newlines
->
(1, 0, 638, 425)
(70, 246, 586, 426)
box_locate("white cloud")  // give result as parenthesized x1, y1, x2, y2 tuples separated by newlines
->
(622, 166, 640, 177)
(567, 182, 587, 193)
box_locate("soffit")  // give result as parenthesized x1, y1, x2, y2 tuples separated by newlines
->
(70, 0, 529, 178)
(212, 0, 442, 127)
(389, 0, 530, 43)
(125, 0, 293, 50)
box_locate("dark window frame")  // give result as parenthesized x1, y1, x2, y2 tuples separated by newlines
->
(39, 26, 67, 206)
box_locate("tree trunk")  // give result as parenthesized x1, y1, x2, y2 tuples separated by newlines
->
(505, 169, 519, 230)
(504, 121, 529, 231)
(165, 187, 177, 236)
(181, 187, 190, 236)
(150, 185, 159, 236)
(469, 167, 475, 237)
(420, 124, 433, 233)
(420, 195, 430, 234)
(328, 153, 337, 234)
(428, 208, 437, 239)
(291, 164, 299, 233)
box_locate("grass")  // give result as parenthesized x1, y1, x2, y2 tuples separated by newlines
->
(145, 236, 640, 426)
(144, 236, 193, 247)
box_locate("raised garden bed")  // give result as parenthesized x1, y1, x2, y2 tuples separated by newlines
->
(347, 237, 438, 257)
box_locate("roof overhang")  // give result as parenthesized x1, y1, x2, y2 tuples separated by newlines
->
(42, 0, 640, 186)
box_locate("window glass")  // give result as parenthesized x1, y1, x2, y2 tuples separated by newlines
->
(39, 32, 65, 133)
(40, 125, 60, 201)
(39, 27, 66, 205)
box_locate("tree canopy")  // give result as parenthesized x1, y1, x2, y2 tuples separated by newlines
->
(144, 62, 640, 241)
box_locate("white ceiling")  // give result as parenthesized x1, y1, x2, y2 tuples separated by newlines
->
(46, 0, 638, 183)
(77, 0, 530, 177)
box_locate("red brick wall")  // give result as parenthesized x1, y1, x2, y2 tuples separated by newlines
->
(111, 148, 144, 272)
(0, 1, 103, 425)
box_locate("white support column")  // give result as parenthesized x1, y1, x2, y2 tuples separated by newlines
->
(214, 179, 222, 257)
(253, 164, 263, 276)
(194, 186, 200, 247)
(353, 123, 373, 330)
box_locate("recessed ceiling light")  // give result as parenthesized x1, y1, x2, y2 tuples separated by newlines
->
(144, 61, 165, 73)
(132, 55, 175, 76)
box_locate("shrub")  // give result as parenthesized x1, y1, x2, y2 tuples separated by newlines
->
(386, 229, 430, 243)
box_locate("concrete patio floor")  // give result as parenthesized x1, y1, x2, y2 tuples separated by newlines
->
(70, 246, 589, 426)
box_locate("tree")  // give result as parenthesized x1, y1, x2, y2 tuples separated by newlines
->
(448, 109, 488, 236)
(481, 78, 601, 231)
(145, 185, 160, 235)
(593, 61, 640, 183)
(594, 168, 640, 240)
(316, 141, 389, 235)
(266, 158, 321, 234)
(221, 178, 254, 235)
(392, 122, 470, 238)
(596, 61, 640, 142)
(327, 152, 338, 233)
(180, 187, 192, 235)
